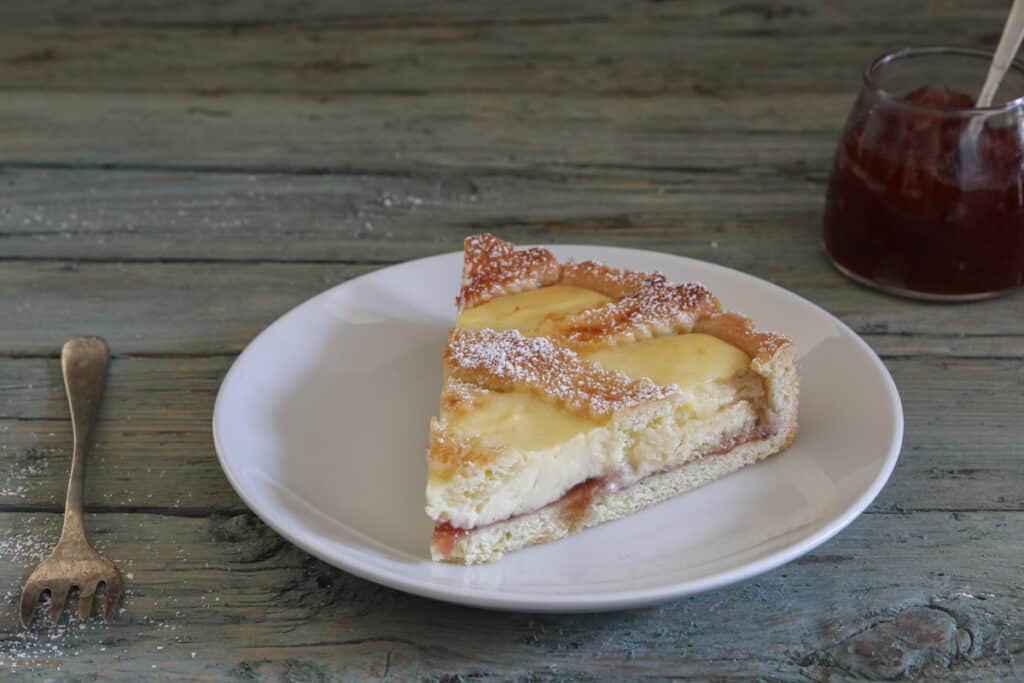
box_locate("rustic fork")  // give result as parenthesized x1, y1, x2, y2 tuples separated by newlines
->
(19, 336, 123, 627)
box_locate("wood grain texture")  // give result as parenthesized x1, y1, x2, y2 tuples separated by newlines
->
(0, 91, 841, 172)
(2, 0, 1022, 679)
(0, 261, 375, 354)
(1, 0, 1010, 27)
(0, 1, 1012, 95)
(0, 510, 1021, 680)
(0, 355, 1020, 514)
(0, 167, 830, 262)
(2, 168, 1021, 357)
(1, 259, 1022, 357)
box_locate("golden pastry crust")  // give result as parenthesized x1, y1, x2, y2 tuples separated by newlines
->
(427, 417, 500, 479)
(456, 233, 560, 311)
(431, 234, 800, 563)
(444, 327, 678, 421)
(437, 378, 488, 419)
(445, 232, 796, 450)
(456, 235, 758, 346)
(549, 278, 721, 352)
(694, 312, 791, 366)
(559, 259, 663, 298)
(693, 312, 799, 448)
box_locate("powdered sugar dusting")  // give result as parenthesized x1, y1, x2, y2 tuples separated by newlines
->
(445, 329, 678, 418)
(694, 312, 793, 362)
(758, 335, 787, 356)
(553, 278, 719, 350)
(456, 234, 560, 310)
(440, 379, 482, 413)
(0, 518, 59, 565)
(560, 259, 668, 298)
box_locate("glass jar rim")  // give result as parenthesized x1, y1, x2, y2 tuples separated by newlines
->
(864, 46, 1024, 116)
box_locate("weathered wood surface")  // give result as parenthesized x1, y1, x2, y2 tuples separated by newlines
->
(1, 0, 1023, 679)
(2, 91, 842, 172)
(0, 0, 1012, 27)
(2, 256, 1023, 358)
(1, 356, 1022, 516)
(0, 168, 832, 262)
(0, 1, 1010, 95)
(0, 510, 1020, 680)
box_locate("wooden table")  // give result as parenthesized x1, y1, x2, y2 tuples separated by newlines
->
(1, 1, 1022, 680)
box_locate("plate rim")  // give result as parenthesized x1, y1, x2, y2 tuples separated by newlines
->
(212, 245, 904, 612)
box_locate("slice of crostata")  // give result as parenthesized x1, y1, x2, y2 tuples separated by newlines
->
(426, 234, 799, 564)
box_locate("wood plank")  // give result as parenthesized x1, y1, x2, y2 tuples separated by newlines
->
(1, 356, 1020, 513)
(0, 168, 831, 263)
(1, 92, 844, 173)
(2, 0, 1011, 28)
(0, 1, 1017, 679)
(0, 0, 615, 26)
(3, 168, 1022, 357)
(0, 356, 241, 514)
(0, 510, 1020, 679)
(862, 335, 1024, 360)
(0, 2, 1010, 95)
(2, 259, 1022, 357)
(0, 261, 375, 355)
(0, 419, 237, 513)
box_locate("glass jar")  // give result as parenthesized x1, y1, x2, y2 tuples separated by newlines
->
(823, 47, 1024, 300)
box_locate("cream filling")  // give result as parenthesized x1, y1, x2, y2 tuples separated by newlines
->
(430, 286, 763, 530)
(443, 334, 752, 454)
(427, 381, 759, 529)
(456, 285, 611, 335)
(581, 333, 751, 390)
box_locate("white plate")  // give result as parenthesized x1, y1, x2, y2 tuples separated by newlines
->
(213, 245, 903, 612)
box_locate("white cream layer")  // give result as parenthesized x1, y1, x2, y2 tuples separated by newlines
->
(428, 286, 758, 529)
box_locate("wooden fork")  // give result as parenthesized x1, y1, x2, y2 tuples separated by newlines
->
(20, 337, 123, 627)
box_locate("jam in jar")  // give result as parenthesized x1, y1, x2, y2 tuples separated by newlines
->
(824, 48, 1024, 300)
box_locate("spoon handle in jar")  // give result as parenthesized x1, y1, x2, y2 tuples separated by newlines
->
(977, 0, 1024, 107)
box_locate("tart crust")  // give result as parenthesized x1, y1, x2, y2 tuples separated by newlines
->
(428, 234, 799, 563)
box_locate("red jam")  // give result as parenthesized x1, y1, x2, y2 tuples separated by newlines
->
(561, 476, 607, 530)
(706, 425, 770, 457)
(431, 522, 466, 557)
(824, 85, 1024, 297)
(431, 427, 775, 557)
